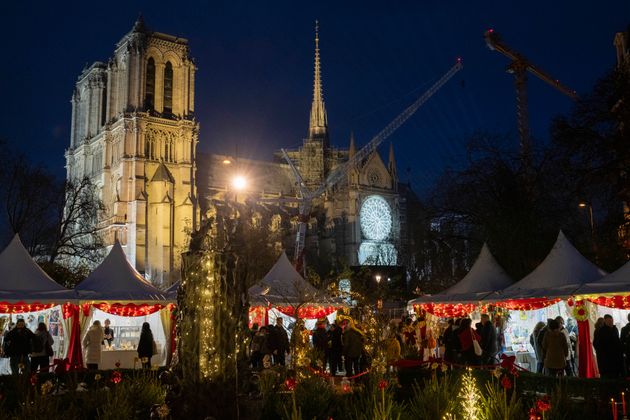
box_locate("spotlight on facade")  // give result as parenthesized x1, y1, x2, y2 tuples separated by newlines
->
(232, 175, 247, 191)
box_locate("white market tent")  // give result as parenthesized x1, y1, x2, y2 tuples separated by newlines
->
(75, 241, 167, 302)
(573, 259, 630, 296)
(409, 243, 513, 307)
(0, 234, 76, 302)
(248, 252, 325, 306)
(487, 231, 606, 302)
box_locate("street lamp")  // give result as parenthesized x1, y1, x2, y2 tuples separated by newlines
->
(375, 275, 382, 285)
(578, 201, 597, 261)
(232, 175, 247, 191)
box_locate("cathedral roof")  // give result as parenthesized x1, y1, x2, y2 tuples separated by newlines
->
(151, 163, 175, 183)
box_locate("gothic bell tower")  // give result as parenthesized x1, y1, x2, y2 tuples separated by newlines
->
(65, 17, 199, 288)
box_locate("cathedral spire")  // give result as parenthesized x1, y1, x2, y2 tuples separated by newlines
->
(348, 131, 356, 158)
(308, 20, 329, 143)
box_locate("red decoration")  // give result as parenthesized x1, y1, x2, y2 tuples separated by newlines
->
(378, 379, 388, 390)
(536, 397, 551, 412)
(587, 295, 630, 309)
(110, 371, 122, 384)
(30, 374, 38, 386)
(272, 305, 339, 319)
(90, 302, 165, 317)
(285, 377, 296, 391)
(577, 315, 596, 378)
(501, 375, 512, 390)
(0, 302, 68, 315)
(494, 298, 559, 311)
(414, 303, 477, 318)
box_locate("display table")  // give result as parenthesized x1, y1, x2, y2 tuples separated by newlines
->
(101, 349, 138, 370)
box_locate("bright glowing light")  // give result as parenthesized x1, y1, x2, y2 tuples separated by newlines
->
(222, 159, 232, 165)
(232, 175, 247, 190)
(578, 202, 587, 208)
(375, 275, 382, 284)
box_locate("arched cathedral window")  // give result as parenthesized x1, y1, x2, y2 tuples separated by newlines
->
(145, 58, 156, 110)
(163, 62, 173, 114)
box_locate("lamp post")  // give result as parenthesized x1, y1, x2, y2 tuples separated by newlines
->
(578, 201, 598, 262)
(375, 274, 382, 312)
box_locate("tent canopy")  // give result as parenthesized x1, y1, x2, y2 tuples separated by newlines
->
(75, 241, 167, 302)
(248, 252, 330, 306)
(0, 235, 75, 302)
(488, 231, 606, 301)
(408, 243, 512, 306)
(574, 260, 630, 296)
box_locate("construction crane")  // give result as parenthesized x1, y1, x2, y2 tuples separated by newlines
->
(282, 60, 463, 271)
(484, 29, 578, 166)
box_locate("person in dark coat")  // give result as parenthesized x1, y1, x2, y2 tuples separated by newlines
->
(312, 321, 328, 370)
(593, 314, 624, 378)
(328, 323, 343, 375)
(442, 319, 459, 363)
(535, 319, 553, 374)
(4, 318, 35, 375)
(478, 314, 497, 365)
(137, 322, 155, 369)
(620, 313, 630, 376)
(250, 326, 266, 370)
(342, 322, 364, 377)
(269, 318, 289, 365)
(31, 322, 54, 373)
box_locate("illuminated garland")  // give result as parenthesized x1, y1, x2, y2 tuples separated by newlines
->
(274, 305, 339, 319)
(415, 303, 477, 318)
(88, 302, 168, 317)
(459, 368, 481, 419)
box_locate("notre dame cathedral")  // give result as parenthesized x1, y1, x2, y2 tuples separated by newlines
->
(65, 18, 411, 287)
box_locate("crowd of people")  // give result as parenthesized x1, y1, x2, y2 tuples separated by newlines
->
(249, 316, 379, 377)
(0, 318, 54, 375)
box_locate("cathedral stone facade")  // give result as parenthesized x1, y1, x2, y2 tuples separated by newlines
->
(66, 20, 404, 286)
(198, 25, 403, 268)
(65, 18, 199, 287)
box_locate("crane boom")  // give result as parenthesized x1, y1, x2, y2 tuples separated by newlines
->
(484, 29, 577, 166)
(484, 30, 577, 99)
(314, 60, 463, 197)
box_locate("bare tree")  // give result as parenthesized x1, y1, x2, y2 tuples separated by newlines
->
(47, 176, 105, 266)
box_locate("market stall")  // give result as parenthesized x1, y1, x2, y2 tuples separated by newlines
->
(0, 235, 77, 374)
(248, 252, 343, 333)
(74, 242, 175, 369)
(486, 231, 606, 375)
(407, 243, 513, 318)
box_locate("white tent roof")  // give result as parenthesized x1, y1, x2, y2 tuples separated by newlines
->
(574, 260, 630, 296)
(408, 243, 512, 305)
(75, 241, 167, 302)
(489, 231, 606, 301)
(0, 235, 76, 302)
(248, 252, 329, 306)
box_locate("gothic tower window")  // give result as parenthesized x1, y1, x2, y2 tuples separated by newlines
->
(163, 62, 173, 114)
(145, 58, 156, 110)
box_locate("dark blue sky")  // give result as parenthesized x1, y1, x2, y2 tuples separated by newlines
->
(1, 1, 626, 195)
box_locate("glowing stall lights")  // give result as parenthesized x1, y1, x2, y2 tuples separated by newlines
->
(88, 302, 166, 317)
(494, 297, 560, 311)
(414, 303, 478, 318)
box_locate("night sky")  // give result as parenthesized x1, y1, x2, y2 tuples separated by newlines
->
(1, 1, 626, 195)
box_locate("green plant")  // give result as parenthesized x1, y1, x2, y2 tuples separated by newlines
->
(347, 383, 406, 420)
(480, 380, 526, 420)
(407, 374, 457, 419)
